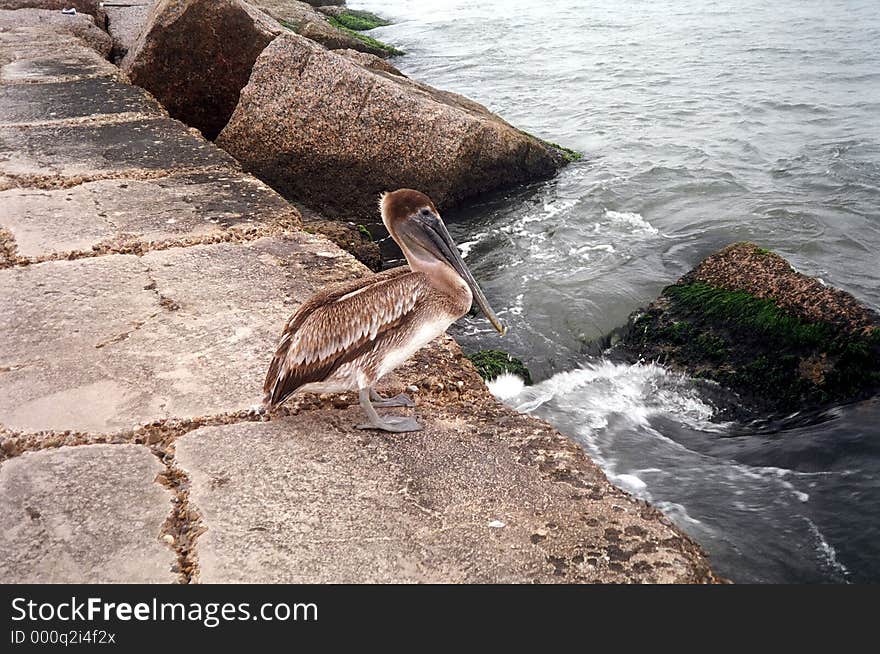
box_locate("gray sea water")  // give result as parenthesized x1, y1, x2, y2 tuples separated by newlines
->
(353, 0, 880, 582)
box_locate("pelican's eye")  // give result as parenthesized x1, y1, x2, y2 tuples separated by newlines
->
(420, 207, 433, 217)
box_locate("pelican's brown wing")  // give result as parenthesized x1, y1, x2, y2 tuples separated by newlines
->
(263, 266, 430, 406)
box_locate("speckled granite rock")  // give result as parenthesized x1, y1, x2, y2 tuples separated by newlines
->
(217, 32, 566, 222)
(105, 3, 151, 62)
(122, 0, 282, 139)
(613, 242, 880, 416)
(250, 0, 390, 57)
(0, 8, 112, 57)
(338, 48, 405, 76)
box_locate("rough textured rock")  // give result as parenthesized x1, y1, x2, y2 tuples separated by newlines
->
(0, 8, 112, 57)
(251, 0, 390, 57)
(614, 242, 880, 416)
(338, 47, 405, 76)
(105, 3, 151, 62)
(217, 33, 565, 223)
(303, 217, 381, 271)
(0, 235, 363, 433)
(177, 337, 716, 584)
(0, 444, 176, 583)
(122, 0, 282, 140)
(0, 171, 300, 262)
(313, 5, 347, 17)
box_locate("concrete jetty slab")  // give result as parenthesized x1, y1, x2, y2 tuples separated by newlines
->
(0, 236, 362, 433)
(0, 171, 300, 261)
(0, 444, 176, 583)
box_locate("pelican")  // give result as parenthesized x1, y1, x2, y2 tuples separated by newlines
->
(263, 188, 506, 432)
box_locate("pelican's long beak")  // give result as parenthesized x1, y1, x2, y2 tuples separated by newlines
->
(411, 212, 507, 335)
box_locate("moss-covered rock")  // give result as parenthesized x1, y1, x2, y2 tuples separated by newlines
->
(326, 16, 403, 56)
(466, 350, 533, 385)
(254, 0, 396, 58)
(518, 130, 583, 164)
(614, 242, 880, 415)
(330, 11, 391, 31)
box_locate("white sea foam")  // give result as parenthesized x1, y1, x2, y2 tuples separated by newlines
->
(737, 465, 811, 503)
(457, 239, 478, 258)
(508, 360, 716, 428)
(804, 517, 850, 579)
(568, 243, 616, 257)
(611, 473, 648, 494)
(496, 360, 719, 505)
(654, 501, 705, 527)
(602, 209, 660, 236)
(486, 372, 526, 401)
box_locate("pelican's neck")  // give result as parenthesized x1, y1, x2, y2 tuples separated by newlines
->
(400, 240, 471, 303)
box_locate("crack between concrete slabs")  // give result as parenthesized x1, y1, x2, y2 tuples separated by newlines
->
(0, 192, 303, 269)
(1, 72, 126, 86)
(153, 442, 203, 584)
(0, 111, 165, 129)
(0, 164, 235, 193)
(0, 400, 334, 582)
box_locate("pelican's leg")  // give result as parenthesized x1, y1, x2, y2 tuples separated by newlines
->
(369, 387, 415, 408)
(356, 388, 423, 433)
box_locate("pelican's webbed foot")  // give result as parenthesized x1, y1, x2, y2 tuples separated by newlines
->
(357, 388, 423, 433)
(356, 415, 423, 433)
(369, 388, 415, 408)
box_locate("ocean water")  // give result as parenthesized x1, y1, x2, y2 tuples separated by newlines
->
(352, 0, 880, 582)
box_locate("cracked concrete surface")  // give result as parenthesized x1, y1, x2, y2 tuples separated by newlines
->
(0, 18, 719, 584)
(0, 118, 238, 181)
(0, 75, 163, 123)
(177, 411, 711, 583)
(0, 444, 177, 583)
(0, 236, 362, 433)
(0, 171, 301, 262)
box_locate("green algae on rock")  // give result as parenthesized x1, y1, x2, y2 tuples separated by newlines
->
(261, 0, 394, 58)
(331, 11, 391, 31)
(615, 242, 880, 415)
(327, 16, 403, 56)
(466, 350, 533, 385)
(538, 138, 583, 163)
(517, 130, 583, 163)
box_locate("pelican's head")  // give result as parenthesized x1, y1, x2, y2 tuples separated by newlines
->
(380, 189, 506, 335)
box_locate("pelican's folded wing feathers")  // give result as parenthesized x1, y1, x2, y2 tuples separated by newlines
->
(263, 267, 430, 406)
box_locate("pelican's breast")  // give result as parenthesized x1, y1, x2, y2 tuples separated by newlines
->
(373, 299, 458, 381)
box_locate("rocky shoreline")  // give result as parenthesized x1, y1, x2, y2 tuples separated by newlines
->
(113, 0, 576, 264)
(609, 243, 880, 419)
(0, 0, 716, 583)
